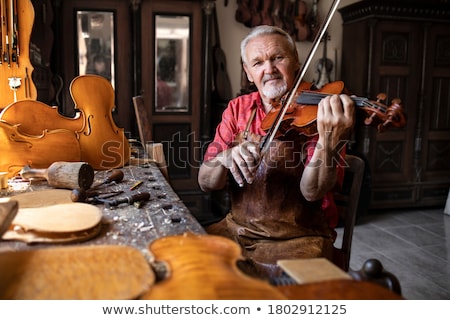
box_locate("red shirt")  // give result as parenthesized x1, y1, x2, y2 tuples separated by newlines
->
(203, 91, 344, 228)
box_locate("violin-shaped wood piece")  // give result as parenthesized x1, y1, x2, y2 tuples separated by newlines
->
(0, 75, 130, 176)
(140, 233, 287, 300)
(70, 75, 130, 170)
(0, 120, 81, 178)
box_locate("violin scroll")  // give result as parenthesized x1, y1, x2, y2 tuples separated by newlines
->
(363, 93, 406, 132)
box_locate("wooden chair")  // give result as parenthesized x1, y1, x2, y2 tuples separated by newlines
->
(132, 96, 169, 181)
(332, 154, 365, 272)
(132, 95, 152, 145)
(277, 155, 402, 296)
(349, 258, 402, 295)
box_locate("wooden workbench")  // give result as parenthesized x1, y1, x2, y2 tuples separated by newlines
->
(0, 162, 205, 254)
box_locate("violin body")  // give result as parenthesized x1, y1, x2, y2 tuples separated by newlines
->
(0, 100, 84, 135)
(249, 0, 262, 27)
(0, 75, 130, 176)
(141, 233, 286, 299)
(69, 75, 130, 169)
(262, 81, 343, 137)
(260, 0, 273, 26)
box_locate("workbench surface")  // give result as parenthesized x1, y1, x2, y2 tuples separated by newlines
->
(0, 163, 205, 256)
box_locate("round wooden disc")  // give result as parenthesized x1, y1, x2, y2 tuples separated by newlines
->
(11, 203, 102, 233)
(2, 223, 102, 244)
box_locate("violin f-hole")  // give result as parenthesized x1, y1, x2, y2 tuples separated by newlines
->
(85, 115, 93, 136)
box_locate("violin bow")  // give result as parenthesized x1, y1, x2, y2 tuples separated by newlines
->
(260, 0, 341, 155)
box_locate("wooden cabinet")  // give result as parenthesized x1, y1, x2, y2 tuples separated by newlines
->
(339, 1, 450, 209)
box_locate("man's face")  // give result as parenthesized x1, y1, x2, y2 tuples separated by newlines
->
(243, 34, 300, 102)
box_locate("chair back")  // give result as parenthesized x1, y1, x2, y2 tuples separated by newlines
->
(332, 154, 365, 271)
(132, 95, 152, 144)
(132, 96, 169, 181)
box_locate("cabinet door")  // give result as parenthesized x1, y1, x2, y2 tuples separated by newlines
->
(368, 21, 421, 186)
(140, 0, 205, 218)
(340, 3, 450, 209)
(420, 23, 450, 204)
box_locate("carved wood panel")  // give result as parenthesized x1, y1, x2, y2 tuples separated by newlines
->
(340, 1, 450, 209)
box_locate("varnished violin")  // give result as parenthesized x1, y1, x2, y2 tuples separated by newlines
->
(261, 80, 407, 138)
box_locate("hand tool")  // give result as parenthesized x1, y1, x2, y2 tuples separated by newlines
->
(20, 162, 94, 190)
(97, 192, 150, 209)
(71, 188, 123, 203)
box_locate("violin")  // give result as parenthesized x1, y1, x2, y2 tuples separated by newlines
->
(294, 0, 310, 41)
(235, 0, 252, 27)
(314, 31, 333, 89)
(249, 0, 262, 27)
(261, 81, 406, 138)
(260, 0, 274, 26)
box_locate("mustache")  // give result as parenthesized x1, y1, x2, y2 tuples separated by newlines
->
(262, 74, 283, 84)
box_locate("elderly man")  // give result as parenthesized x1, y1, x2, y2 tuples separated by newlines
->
(198, 25, 355, 278)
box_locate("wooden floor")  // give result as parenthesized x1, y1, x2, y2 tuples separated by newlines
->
(336, 207, 450, 299)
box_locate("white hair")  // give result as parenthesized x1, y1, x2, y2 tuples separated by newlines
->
(240, 25, 299, 65)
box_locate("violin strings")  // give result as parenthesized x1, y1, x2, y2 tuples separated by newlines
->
(298, 92, 386, 113)
(361, 100, 386, 113)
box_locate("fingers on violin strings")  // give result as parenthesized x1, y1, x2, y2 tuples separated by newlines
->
(329, 94, 346, 116)
(340, 94, 356, 120)
(317, 95, 329, 119)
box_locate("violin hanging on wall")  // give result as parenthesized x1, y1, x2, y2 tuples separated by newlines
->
(314, 30, 333, 89)
(234, 0, 321, 43)
(0, 0, 36, 109)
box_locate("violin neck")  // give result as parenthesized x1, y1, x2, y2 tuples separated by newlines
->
(297, 92, 372, 109)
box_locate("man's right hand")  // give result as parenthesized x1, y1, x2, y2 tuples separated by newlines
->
(217, 140, 260, 187)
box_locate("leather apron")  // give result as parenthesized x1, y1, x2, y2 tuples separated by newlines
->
(206, 108, 335, 278)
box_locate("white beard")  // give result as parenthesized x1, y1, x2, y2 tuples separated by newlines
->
(262, 81, 287, 99)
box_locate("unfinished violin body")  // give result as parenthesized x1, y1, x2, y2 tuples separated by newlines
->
(141, 233, 287, 300)
(0, 100, 84, 135)
(0, 120, 80, 177)
(0, 75, 130, 176)
(69, 75, 130, 170)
